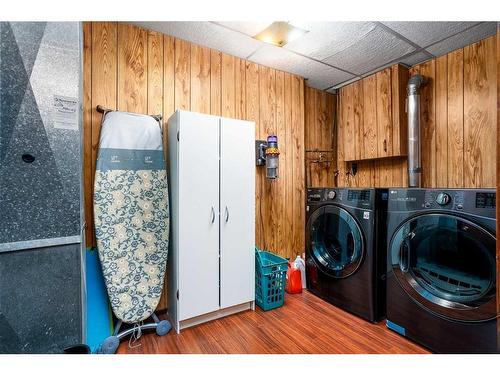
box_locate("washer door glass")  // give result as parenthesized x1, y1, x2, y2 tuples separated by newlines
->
(309, 205, 364, 278)
(390, 213, 497, 322)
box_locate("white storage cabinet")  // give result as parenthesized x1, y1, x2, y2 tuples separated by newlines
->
(167, 110, 255, 333)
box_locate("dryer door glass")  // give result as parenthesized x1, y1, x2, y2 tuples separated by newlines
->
(390, 213, 496, 321)
(309, 205, 363, 278)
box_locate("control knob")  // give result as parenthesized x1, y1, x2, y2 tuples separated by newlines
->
(436, 192, 451, 206)
(327, 190, 336, 200)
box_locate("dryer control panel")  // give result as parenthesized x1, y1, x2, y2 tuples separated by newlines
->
(388, 188, 496, 219)
(423, 190, 465, 210)
(475, 192, 496, 209)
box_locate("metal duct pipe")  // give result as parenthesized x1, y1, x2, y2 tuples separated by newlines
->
(407, 74, 424, 188)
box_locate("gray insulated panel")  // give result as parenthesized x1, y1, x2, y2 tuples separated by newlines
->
(0, 244, 82, 353)
(0, 22, 82, 244)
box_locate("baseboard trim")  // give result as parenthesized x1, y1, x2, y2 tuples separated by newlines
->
(176, 301, 254, 333)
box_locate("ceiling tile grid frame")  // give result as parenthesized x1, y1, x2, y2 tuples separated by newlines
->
(321, 24, 416, 75)
(131, 21, 498, 91)
(324, 21, 497, 89)
(275, 21, 378, 61)
(247, 44, 355, 90)
(425, 22, 497, 56)
(380, 21, 480, 49)
(132, 21, 263, 59)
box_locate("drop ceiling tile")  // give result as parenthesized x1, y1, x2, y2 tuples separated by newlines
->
(214, 22, 273, 37)
(381, 21, 479, 47)
(426, 22, 497, 57)
(399, 51, 432, 67)
(323, 25, 415, 75)
(283, 22, 376, 61)
(249, 44, 355, 90)
(132, 21, 262, 59)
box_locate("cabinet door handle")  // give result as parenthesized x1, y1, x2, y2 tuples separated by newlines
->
(383, 139, 387, 153)
(225, 206, 229, 223)
(210, 206, 215, 224)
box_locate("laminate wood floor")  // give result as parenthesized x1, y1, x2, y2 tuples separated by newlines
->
(117, 291, 429, 354)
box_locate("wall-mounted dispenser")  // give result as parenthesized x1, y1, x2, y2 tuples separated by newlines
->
(256, 135, 280, 179)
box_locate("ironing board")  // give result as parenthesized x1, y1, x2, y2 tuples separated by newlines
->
(93, 107, 170, 353)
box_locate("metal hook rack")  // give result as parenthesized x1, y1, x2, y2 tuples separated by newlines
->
(305, 150, 336, 187)
(305, 149, 335, 164)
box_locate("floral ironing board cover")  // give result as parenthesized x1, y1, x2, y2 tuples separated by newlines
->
(94, 111, 169, 324)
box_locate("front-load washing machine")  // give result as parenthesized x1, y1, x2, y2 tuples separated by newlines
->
(305, 188, 388, 322)
(386, 188, 497, 353)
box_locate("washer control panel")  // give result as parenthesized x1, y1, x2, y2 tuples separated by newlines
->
(307, 192, 322, 202)
(306, 188, 339, 203)
(307, 188, 337, 203)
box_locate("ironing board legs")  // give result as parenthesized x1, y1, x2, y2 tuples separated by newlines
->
(113, 320, 122, 335)
(116, 323, 159, 340)
(98, 314, 172, 354)
(152, 313, 160, 323)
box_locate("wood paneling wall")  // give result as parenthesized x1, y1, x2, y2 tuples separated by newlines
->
(496, 24, 500, 347)
(305, 87, 336, 187)
(334, 35, 497, 189)
(410, 34, 497, 188)
(83, 23, 305, 310)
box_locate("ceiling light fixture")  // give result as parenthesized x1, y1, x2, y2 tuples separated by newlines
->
(253, 21, 308, 47)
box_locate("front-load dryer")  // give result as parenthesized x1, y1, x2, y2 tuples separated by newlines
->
(305, 188, 388, 322)
(386, 188, 497, 353)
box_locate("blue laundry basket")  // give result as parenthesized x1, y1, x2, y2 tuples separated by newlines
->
(255, 248, 288, 311)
